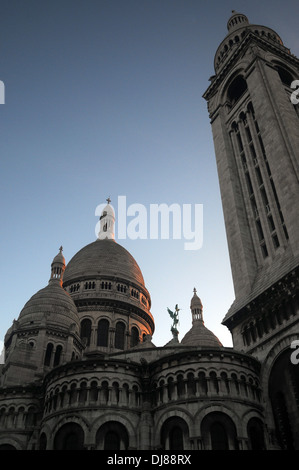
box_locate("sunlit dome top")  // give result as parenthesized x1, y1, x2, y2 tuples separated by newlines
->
(64, 198, 146, 288)
(63, 239, 145, 287)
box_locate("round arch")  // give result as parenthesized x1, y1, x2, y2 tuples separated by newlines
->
(0, 437, 23, 450)
(268, 348, 299, 449)
(49, 414, 90, 450)
(154, 408, 194, 449)
(96, 421, 129, 450)
(217, 61, 249, 104)
(260, 333, 299, 396)
(160, 416, 189, 450)
(194, 403, 242, 437)
(201, 411, 238, 450)
(90, 412, 137, 449)
(53, 422, 85, 450)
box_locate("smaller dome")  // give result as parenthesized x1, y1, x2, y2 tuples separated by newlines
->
(181, 289, 222, 348)
(18, 281, 80, 332)
(181, 322, 223, 348)
(18, 249, 80, 333)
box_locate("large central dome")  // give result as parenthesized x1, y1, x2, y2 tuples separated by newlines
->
(62, 201, 154, 340)
(63, 239, 145, 287)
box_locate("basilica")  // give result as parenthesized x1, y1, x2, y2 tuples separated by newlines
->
(0, 11, 298, 450)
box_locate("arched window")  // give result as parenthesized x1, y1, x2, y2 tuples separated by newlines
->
(79, 382, 87, 403)
(44, 343, 54, 366)
(101, 381, 109, 404)
(167, 377, 174, 400)
(54, 423, 85, 450)
(275, 65, 294, 87)
(90, 381, 98, 402)
(247, 418, 265, 450)
(177, 374, 185, 397)
(130, 327, 139, 348)
(96, 422, 129, 450)
(53, 345, 62, 367)
(269, 350, 299, 449)
(210, 422, 228, 450)
(201, 412, 238, 450)
(104, 431, 120, 450)
(80, 319, 92, 346)
(161, 417, 189, 450)
(69, 383, 77, 405)
(187, 373, 196, 396)
(97, 319, 109, 347)
(115, 322, 125, 349)
(169, 426, 184, 450)
(227, 75, 248, 106)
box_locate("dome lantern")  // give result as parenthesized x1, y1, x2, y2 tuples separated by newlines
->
(50, 246, 65, 285)
(227, 10, 249, 32)
(191, 287, 203, 324)
(98, 197, 115, 240)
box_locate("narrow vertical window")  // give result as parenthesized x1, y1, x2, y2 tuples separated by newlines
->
(80, 319, 92, 346)
(115, 322, 125, 350)
(97, 319, 109, 347)
(53, 345, 63, 367)
(44, 343, 54, 366)
(130, 327, 139, 348)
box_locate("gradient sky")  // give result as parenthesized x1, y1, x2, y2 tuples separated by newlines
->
(1, 0, 299, 354)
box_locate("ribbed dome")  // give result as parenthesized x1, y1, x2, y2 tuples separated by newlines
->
(18, 280, 80, 331)
(63, 239, 145, 286)
(181, 322, 222, 348)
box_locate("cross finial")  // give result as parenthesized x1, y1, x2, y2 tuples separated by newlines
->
(106, 196, 111, 204)
(59, 246, 63, 253)
(193, 287, 197, 294)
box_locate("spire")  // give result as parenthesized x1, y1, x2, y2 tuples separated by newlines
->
(190, 287, 203, 324)
(50, 246, 65, 285)
(98, 197, 115, 240)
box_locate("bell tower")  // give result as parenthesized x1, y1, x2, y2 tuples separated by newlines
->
(203, 12, 299, 449)
(203, 11, 299, 348)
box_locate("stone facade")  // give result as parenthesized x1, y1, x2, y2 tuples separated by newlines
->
(0, 12, 298, 451)
(203, 11, 299, 450)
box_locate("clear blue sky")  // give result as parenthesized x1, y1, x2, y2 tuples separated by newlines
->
(1, 0, 298, 351)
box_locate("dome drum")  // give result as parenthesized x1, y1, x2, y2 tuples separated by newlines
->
(76, 299, 154, 334)
(64, 277, 151, 313)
